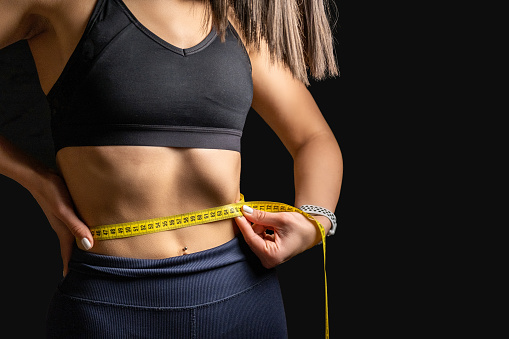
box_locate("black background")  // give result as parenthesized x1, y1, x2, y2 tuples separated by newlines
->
(0, 2, 378, 337)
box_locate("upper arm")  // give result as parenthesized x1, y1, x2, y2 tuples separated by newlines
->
(0, 0, 49, 50)
(248, 44, 336, 156)
(227, 12, 335, 156)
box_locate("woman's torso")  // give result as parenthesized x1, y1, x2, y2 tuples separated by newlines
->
(28, 0, 249, 258)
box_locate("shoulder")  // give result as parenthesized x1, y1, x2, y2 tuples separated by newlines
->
(227, 10, 287, 79)
(226, 11, 265, 60)
(226, 9, 306, 88)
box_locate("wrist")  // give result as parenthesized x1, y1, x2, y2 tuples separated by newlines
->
(314, 215, 332, 235)
(24, 164, 56, 197)
(298, 204, 337, 237)
(0, 136, 52, 192)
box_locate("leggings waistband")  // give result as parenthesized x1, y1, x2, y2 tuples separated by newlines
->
(60, 236, 273, 308)
(70, 235, 253, 277)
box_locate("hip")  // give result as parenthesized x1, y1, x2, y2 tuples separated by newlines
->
(47, 235, 288, 338)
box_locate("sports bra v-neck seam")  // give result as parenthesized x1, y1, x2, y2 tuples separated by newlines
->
(113, 0, 217, 56)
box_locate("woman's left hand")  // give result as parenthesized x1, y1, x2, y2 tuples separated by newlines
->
(234, 205, 323, 268)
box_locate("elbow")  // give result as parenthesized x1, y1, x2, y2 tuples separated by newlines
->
(290, 130, 342, 163)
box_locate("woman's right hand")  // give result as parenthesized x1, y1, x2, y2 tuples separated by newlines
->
(29, 168, 94, 276)
(0, 135, 94, 276)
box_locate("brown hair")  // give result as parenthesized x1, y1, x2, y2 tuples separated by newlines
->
(203, 0, 339, 85)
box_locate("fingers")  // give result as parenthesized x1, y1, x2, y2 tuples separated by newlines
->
(47, 205, 93, 276)
(47, 214, 75, 277)
(38, 172, 94, 250)
(240, 205, 292, 242)
(235, 215, 281, 268)
(235, 205, 293, 269)
(59, 231, 74, 277)
(235, 214, 266, 251)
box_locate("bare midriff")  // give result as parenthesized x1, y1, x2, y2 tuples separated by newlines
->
(56, 146, 241, 259)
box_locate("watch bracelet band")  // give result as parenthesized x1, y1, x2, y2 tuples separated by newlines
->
(298, 205, 337, 236)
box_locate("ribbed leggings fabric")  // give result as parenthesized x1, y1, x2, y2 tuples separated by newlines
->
(46, 236, 287, 338)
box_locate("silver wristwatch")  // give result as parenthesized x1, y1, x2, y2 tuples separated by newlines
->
(299, 205, 337, 236)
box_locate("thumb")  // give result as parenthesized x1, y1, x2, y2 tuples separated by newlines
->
(241, 205, 281, 227)
(59, 205, 94, 250)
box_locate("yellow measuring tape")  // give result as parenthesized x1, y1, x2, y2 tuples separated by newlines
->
(90, 194, 329, 338)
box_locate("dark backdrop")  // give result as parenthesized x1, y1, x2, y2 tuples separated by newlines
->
(0, 5, 367, 337)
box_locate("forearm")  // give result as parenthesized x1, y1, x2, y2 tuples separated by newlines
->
(0, 135, 48, 191)
(292, 132, 343, 235)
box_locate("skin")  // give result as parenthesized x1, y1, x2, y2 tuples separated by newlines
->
(0, 0, 343, 276)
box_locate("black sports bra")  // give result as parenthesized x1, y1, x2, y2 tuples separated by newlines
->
(46, 0, 253, 153)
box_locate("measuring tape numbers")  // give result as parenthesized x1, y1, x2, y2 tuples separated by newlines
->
(89, 194, 329, 338)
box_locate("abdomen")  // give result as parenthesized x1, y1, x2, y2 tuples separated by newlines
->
(56, 145, 241, 258)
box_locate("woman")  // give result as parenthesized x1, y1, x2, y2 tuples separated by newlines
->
(0, 0, 342, 337)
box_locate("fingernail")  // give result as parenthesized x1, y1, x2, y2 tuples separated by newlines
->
(243, 205, 253, 214)
(81, 238, 92, 250)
